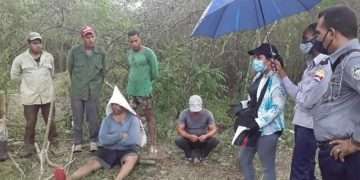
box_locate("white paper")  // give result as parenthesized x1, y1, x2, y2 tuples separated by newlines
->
(231, 126, 249, 145)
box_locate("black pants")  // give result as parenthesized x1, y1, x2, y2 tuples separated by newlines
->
(290, 125, 317, 180)
(175, 137, 219, 158)
(318, 142, 360, 180)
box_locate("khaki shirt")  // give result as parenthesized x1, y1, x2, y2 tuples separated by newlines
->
(10, 49, 55, 105)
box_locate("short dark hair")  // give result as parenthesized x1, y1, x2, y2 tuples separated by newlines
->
(318, 6, 358, 39)
(304, 23, 317, 35)
(128, 30, 140, 37)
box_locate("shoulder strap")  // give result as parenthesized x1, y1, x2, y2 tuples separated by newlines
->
(332, 49, 360, 72)
(255, 78, 270, 112)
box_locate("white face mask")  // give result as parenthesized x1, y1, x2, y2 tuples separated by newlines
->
(299, 42, 314, 54)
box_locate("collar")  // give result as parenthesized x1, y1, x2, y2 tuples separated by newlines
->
(80, 45, 101, 54)
(313, 53, 329, 65)
(329, 39, 360, 64)
(26, 49, 43, 61)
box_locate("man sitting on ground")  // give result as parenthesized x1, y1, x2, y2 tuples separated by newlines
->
(175, 95, 219, 163)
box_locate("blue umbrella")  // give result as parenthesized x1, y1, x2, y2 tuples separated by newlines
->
(192, 0, 321, 38)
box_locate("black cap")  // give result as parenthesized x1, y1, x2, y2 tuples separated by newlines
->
(248, 43, 280, 59)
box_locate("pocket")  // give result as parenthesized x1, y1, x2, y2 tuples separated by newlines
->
(318, 149, 344, 174)
(21, 63, 35, 73)
(95, 61, 103, 70)
(72, 61, 85, 73)
(42, 63, 53, 71)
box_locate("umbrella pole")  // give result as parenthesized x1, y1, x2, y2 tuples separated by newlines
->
(241, 31, 262, 98)
(263, 21, 278, 43)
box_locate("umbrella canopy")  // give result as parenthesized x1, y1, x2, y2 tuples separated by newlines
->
(192, 0, 321, 38)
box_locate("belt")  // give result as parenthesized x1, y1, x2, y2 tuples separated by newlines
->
(317, 141, 333, 150)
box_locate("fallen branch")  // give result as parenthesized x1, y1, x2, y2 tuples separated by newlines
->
(8, 153, 25, 179)
(45, 142, 61, 167)
(66, 144, 75, 172)
(35, 142, 44, 180)
(36, 98, 56, 180)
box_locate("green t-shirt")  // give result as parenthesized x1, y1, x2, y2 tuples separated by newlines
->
(127, 47, 159, 97)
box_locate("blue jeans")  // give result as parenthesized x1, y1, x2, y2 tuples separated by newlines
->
(318, 142, 360, 180)
(290, 125, 317, 180)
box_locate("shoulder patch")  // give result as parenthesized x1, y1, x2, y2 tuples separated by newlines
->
(314, 68, 326, 81)
(351, 66, 360, 80)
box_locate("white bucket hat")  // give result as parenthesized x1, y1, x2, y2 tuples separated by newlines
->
(106, 86, 136, 116)
(189, 95, 203, 112)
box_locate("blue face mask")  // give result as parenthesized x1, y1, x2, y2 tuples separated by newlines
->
(252, 58, 266, 72)
(299, 42, 313, 54)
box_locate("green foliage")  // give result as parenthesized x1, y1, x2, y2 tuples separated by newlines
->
(152, 42, 229, 138)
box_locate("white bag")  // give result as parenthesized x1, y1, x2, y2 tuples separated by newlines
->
(139, 120, 147, 147)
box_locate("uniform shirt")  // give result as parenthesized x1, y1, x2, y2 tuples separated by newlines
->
(311, 39, 360, 142)
(98, 113, 141, 150)
(282, 54, 330, 129)
(67, 45, 106, 100)
(178, 109, 215, 136)
(127, 47, 159, 97)
(10, 49, 55, 105)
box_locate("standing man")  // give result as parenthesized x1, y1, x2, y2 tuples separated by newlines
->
(275, 23, 331, 180)
(310, 6, 360, 180)
(68, 26, 106, 152)
(10, 32, 58, 157)
(127, 30, 159, 154)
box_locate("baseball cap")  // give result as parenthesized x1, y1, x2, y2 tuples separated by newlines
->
(189, 95, 203, 112)
(248, 43, 280, 59)
(28, 32, 42, 41)
(80, 25, 95, 37)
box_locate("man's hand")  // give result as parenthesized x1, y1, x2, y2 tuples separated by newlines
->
(330, 139, 359, 162)
(198, 135, 208, 142)
(274, 60, 287, 78)
(120, 133, 128, 140)
(188, 135, 199, 142)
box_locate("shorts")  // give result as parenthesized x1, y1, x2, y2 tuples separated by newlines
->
(129, 96, 153, 110)
(94, 147, 138, 169)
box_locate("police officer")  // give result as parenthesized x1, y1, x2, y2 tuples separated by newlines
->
(274, 23, 331, 180)
(310, 6, 360, 180)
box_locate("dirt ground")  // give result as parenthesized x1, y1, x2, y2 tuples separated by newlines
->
(0, 130, 301, 180)
(0, 75, 320, 180)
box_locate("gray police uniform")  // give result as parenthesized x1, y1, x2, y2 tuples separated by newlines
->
(311, 39, 360, 143)
(282, 54, 330, 129)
